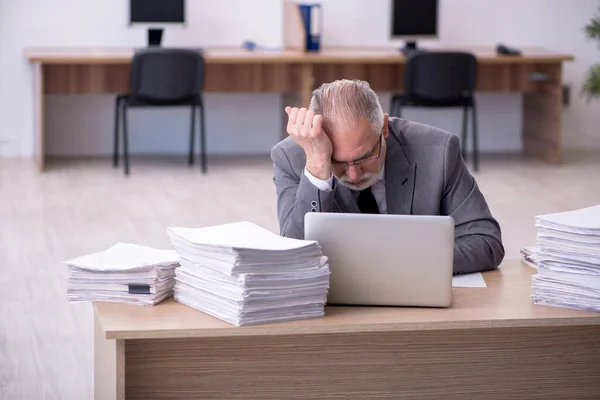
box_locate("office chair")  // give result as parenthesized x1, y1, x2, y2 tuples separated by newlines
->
(114, 48, 206, 175)
(390, 52, 479, 171)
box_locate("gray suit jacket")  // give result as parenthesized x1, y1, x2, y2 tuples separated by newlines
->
(270, 117, 505, 274)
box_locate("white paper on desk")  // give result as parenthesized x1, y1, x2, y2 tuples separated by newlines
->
(520, 245, 539, 269)
(167, 221, 318, 251)
(536, 204, 600, 232)
(522, 259, 538, 270)
(452, 272, 487, 288)
(62, 242, 179, 271)
(537, 228, 600, 244)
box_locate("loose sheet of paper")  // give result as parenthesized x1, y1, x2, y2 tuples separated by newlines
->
(167, 221, 317, 251)
(536, 204, 600, 231)
(63, 242, 179, 271)
(452, 272, 487, 288)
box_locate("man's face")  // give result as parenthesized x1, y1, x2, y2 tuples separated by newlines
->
(328, 115, 388, 191)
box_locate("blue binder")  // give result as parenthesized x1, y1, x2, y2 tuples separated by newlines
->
(298, 3, 322, 52)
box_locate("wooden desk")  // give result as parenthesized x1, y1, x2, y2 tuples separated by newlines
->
(94, 259, 600, 400)
(26, 47, 574, 171)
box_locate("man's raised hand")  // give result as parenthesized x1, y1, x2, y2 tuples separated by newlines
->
(285, 106, 332, 181)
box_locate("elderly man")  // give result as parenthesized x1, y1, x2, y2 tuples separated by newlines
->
(270, 79, 504, 275)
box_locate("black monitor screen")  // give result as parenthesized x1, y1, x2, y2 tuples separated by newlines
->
(130, 0, 185, 24)
(391, 0, 438, 36)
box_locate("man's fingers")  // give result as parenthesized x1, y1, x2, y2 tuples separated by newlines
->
(304, 110, 316, 132)
(286, 108, 324, 147)
(296, 108, 308, 134)
(312, 114, 324, 136)
(287, 107, 299, 131)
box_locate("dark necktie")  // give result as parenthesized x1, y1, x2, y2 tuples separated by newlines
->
(357, 187, 379, 214)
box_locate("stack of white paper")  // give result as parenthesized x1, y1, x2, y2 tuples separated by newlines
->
(167, 221, 330, 326)
(63, 242, 180, 306)
(532, 205, 600, 312)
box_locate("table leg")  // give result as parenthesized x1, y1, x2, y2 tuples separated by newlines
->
(522, 63, 563, 163)
(94, 311, 125, 400)
(33, 62, 45, 171)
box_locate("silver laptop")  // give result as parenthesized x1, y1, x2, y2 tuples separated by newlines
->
(304, 212, 454, 307)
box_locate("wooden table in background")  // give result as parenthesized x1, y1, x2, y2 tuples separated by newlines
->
(26, 47, 574, 171)
(93, 259, 600, 400)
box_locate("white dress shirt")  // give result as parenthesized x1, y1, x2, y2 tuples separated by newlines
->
(304, 167, 387, 214)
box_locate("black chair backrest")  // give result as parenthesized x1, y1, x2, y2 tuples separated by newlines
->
(129, 48, 205, 103)
(404, 52, 477, 103)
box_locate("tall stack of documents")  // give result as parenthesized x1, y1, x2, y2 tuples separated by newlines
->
(167, 221, 330, 326)
(63, 242, 180, 306)
(532, 205, 600, 312)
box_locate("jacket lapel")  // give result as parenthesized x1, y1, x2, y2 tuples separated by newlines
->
(384, 129, 416, 215)
(332, 124, 416, 214)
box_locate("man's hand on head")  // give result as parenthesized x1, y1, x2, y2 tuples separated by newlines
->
(285, 106, 333, 181)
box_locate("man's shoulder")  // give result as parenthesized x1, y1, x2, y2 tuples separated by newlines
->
(272, 136, 299, 155)
(389, 117, 454, 148)
(388, 117, 461, 170)
(270, 136, 306, 172)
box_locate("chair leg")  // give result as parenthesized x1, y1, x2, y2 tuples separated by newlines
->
(113, 97, 120, 167)
(122, 104, 130, 176)
(390, 97, 396, 117)
(471, 100, 479, 172)
(461, 105, 468, 162)
(189, 105, 195, 166)
(199, 98, 207, 173)
(391, 97, 402, 118)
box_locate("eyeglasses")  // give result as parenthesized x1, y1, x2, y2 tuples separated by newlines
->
(331, 134, 383, 168)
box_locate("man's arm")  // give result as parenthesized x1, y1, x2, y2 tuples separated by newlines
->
(271, 145, 337, 239)
(271, 106, 336, 239)
(442, 134, 505, 274)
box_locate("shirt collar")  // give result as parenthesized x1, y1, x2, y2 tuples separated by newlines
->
(377, 164, 385, 182)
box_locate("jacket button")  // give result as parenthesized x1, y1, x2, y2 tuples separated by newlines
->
(311, 201, 317, 207)
(311, 207, 317, 212)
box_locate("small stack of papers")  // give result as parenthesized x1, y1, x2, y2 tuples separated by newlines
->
(532, 205, 600, 312)
(521, 246, 539, 269)
(63, 242, 180, 306)
(167, 221, 330, 326)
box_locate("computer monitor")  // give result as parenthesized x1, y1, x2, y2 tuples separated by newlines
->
(390, 0, 438, 55)
(129, 0, 186, 47)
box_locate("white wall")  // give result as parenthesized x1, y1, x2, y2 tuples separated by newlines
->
(0, 0, 283, 157)
(1, 0, 599, 157)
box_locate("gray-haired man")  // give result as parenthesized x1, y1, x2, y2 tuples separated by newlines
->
(270, 79, 504, 275)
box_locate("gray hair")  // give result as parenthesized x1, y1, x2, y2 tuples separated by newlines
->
(309, 79, 384, 135)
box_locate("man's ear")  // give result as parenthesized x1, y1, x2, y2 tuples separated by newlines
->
(383, 113, 389, 138)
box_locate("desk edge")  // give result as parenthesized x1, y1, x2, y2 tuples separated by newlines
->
(104, 316, 600, 340)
